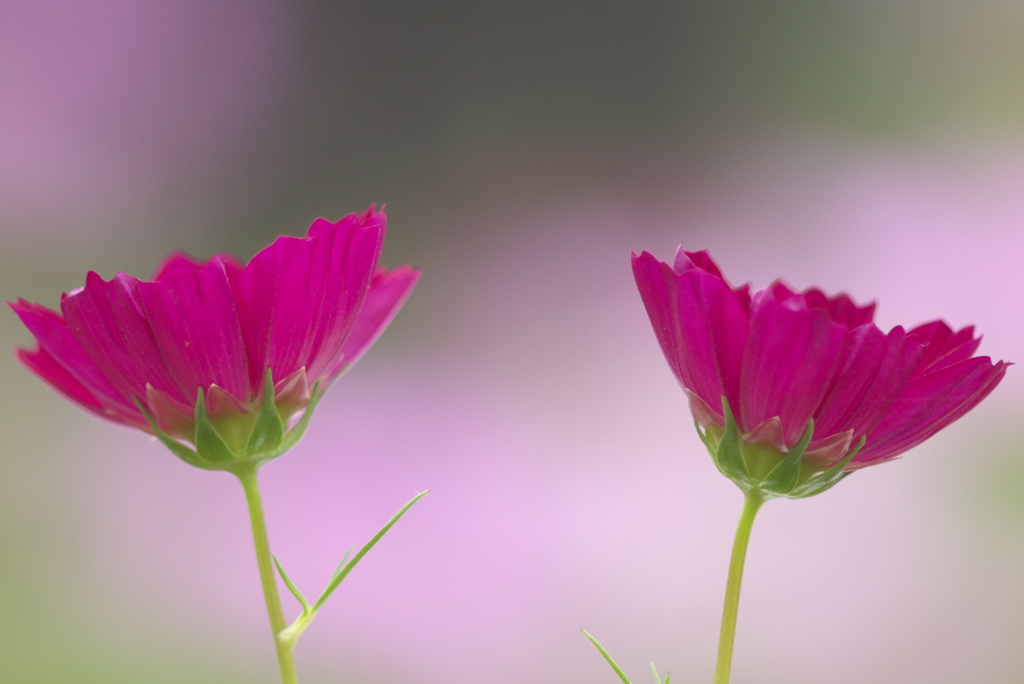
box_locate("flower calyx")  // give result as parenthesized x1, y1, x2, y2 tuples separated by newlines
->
(695, 398, 865, 500)
(137, 368, 324, 472)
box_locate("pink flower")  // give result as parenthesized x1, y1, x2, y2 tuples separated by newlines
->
(11, 206, 419, 469)
(632, 247, 1008, 498)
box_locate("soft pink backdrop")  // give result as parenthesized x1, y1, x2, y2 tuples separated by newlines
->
(2, 2, 1022, 683)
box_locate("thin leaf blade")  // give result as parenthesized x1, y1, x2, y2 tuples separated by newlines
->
(312, 490, 430, 613)
(581, 630, 632, 684)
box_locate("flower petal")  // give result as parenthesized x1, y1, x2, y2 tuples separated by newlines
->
(744, 416, 787, 452)
(633, 251, 749, 423)
(136, 256, 249, 403)
(801, 288, 875, 328)
(61, 271, 186, 404)
(813, 324, 926, 440)
(273, 367, 312, 416)
(152, 250, 245, 280)
(205, 383, 250, 419)
(684, 388, 726, 431)
(854, 357, 1009, 466)
(674, 247, 725, 279)
(231, 211, 384, 393)
(17, 344, 103, 410)
(9, 299, 139, 419)
(323, 265, 421, 381)
(145, 384, 196, 436)
(804, 430, 854, 467)
(739, 289, 846, 445)
(771, 282, 875, 328)
(909, 321, 981, 373)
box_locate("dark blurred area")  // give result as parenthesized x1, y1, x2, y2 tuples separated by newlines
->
(7, 1, 1024, 253)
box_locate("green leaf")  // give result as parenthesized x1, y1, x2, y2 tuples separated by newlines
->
(273, 555, 311, 613)
(581, 630, 632, 684)
(246, 369, 285, 458)
(330, 546, 356, 582)
(134, 398, 214, 470)
(715, 397, 748, 483)
(312, 490, 430, 613)
(278, 380, 324, 454)
(193, 388, 237, 464)
(760, 419, 815, 495)
(649, 662, 671, 684)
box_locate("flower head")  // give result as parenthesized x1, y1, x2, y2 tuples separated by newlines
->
(11, 206, 419, 470)
(632, 247, 1007, 499)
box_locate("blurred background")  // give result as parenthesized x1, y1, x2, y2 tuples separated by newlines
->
(1, 1, 1023, 682)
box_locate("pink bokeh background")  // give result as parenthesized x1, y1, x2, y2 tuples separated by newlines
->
(2, 2, 1023, 683)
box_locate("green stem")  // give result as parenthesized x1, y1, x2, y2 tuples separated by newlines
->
(713, 489, 766, 684)
(235, 463, 299, 684)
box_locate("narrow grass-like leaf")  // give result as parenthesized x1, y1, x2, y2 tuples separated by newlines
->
(330, 546, 356, 583)
(273, 555, 311, 613)
(312, 490, 429, 612)
(649, 662, 671, 684)
(581, 630, 632, 684)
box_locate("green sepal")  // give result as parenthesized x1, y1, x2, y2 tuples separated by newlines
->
(759, 419, 815, 496)
(790, 435, 865, 499)
(713, 398, 748, 483)
(278, 380, 324, 455)
(135, 372, 326, 471)
(581, 631, 632, 684)
(798, 470, 853, 498)
(694, 419, 714, 451)
(193, 388, 238, 465)
(134, 398, 217, 470)
(700, 394, 874, 500)
(245, 369, 285, 459)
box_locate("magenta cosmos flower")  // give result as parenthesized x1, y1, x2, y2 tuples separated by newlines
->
(632, 248, 1007, 498)
(10, 206, 419, 470)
